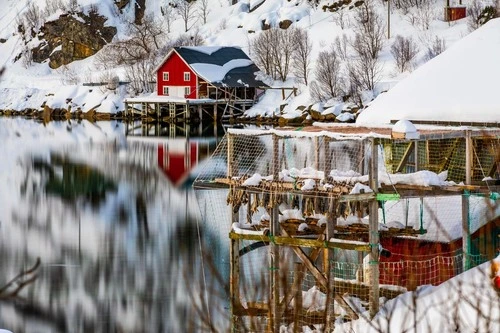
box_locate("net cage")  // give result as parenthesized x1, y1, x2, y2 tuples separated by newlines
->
(193, 127, 500, 330)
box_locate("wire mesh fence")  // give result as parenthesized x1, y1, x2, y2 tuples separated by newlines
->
(193, 128, 499, 332)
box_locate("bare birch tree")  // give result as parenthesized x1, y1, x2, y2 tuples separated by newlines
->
(198, 0, 211, 25)
(310, 45, 344, 101)
(173, 0, 197, 32)
(161, 2, 175, 33)
(391, 35, 419, 73)
(291, 28, 312, 85)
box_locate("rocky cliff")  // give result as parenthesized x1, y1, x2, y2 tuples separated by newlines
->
(31, 9, 117, 69)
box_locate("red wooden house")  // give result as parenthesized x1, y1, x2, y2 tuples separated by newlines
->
(153, 46, 267, 101)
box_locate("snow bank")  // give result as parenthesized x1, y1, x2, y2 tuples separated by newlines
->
(357, 19, 500, 125)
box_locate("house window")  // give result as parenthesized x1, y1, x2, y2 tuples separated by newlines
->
(184, 72, 190, 81)
(163, 86, 169, 95)
(184, 86, 191, 96)
(163, 72, 169, 81)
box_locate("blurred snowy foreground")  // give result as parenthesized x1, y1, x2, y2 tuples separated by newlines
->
(333, 256, 500, 333)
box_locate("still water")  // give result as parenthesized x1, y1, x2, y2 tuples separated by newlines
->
(0, 121, 232, 332)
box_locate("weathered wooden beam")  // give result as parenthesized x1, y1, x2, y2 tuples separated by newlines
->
(228, 232, 370, 251)
(438, 138, 461, 173)
(270, 134, 280, 333)
(465, 131, 473, 185)
(395, 141, 415, 173)
(368, 138, 380, 318)
(230, 238, 242, 327)
(292, 263, 303, 333)
(325, 199, 337, 332)
(281, 229, 328, 288)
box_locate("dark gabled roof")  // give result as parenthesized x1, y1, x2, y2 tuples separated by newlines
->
(211, 64, 268, 88)
(171, 46, 268, 88)
(174, 46, 251, 66)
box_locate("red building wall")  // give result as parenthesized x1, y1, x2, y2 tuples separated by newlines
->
(379, 238, 461, 290)
(156, 51, 198, 99)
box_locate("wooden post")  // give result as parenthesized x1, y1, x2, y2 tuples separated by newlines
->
(198, 105, 202, 122)
(270, 134, 281, 332)
(414, 141, 419, 171)
(292, 262, 304, 333)
(368, 138, 380, 318)
(213, 103, 218, 122)
(228, 132, 241, 329)
(185, 103, 190, 122)
(324, 137, 332, 178)
(314, 137, 320, 171)
(465, 131, 472, 185)
(325, 198, 337, 332)
(230, 237, 241, 329)
(462, 191, 471, 271)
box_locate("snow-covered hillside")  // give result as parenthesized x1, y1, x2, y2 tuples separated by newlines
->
(0, 0, 493, 119)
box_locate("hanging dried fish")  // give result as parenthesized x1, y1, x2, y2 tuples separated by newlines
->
(226, 186, 234, 205)
(276, 183, 283, 205)
(343, 201, 352, 219)
(251, 193, 259, 214)
(241, 190, 249, 205)
(304, 197, 314, 216)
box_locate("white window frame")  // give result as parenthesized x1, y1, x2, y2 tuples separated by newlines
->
(184, 72, 190, 81)
(163, 72, 169, 81)
(184, 86, 191, 96)
(163, 86, 169, 95)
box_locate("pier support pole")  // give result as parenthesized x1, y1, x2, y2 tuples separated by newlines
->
(368, 138, 380, 318)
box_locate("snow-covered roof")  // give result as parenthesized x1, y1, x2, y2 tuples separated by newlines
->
(357, 19, 500, 125)
(154, 46, 268, 88)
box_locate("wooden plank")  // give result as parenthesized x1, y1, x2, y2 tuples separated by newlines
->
(228, 232, 371, 251)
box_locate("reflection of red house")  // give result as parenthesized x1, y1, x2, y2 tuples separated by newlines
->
(379, 216, 500, 290)
(157, 141, 199, 186)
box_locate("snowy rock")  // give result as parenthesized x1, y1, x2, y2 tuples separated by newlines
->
(392, 120, 420, 140)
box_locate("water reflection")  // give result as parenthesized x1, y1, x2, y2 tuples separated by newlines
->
(0, 121, 229, 332)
